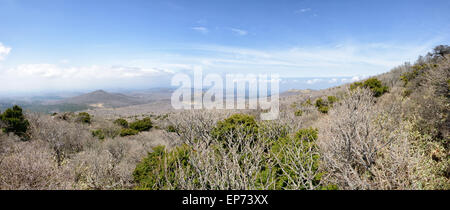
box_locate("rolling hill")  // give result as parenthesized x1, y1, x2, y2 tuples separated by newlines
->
(56, 90, 145, 108)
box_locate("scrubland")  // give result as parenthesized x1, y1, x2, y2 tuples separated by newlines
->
(0, 46, 449, 190)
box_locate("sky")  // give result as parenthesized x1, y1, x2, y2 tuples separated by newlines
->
(0, 0, 449, 95)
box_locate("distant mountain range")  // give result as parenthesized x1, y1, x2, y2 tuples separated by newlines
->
(1, 85, 332, 113)
(54, 90, 145, 108)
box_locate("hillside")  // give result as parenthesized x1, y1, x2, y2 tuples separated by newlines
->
(0, 46, 448, 190)
(56, 90, 144, 108)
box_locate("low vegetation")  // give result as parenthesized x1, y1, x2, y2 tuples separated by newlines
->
(350, 78, 389, 97)
(294, 109, 303, 116)
(118, 117, 153, 137)
(120, 128, 140, 137)
(76, 112, 91, 124)
(114, 118, 129, 128)
(0, 105, 30, 140)
(0, 45, 448, 190)
(129, 117, 153, 132)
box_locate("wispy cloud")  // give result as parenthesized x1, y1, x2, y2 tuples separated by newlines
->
(306, 78, 322, 84)
(192, 26, 209, 34)
(0, 40, 440, 93)
(230, 28, 248, 36)
(340, 75, 367, 83)
(1, 63, 174, 92)
(169, 41, 437, 77)
(328, 78, 338, 83)
(0, 43, 11, 61)
(295, 8, 311, 13)
(8, 64, 173, 79)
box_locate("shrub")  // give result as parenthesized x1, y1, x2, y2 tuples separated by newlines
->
(302, 99, 312, 106)
(290, 102, 297, 109)
(315, 98, 326, 108)
(166, 125, 177, 133)
(363, 78, 389, 97)
(351, 78, 389, 97)
(294, 109, 303, 117)
(327, 96, 338, 104)
(432, 45, 450, 58)
(318, 106, 329, 114)
(114, 118, 128, 128)
(133, 145, 191, 190)
(129, 117, 153, 132)
(320, 88, 416, 189)
(120, 128, 139, 137)
(91, 129, 105, 140)
(349, 82, 363, 90)
(295, 127, 318, 142)
(315, 98, 329, 113)
(402, 89, 412, 97)
(0, 105, 30, 139)
(400, 66, 421, 86)
(269, 128, 322, 189)
(77, 112, 91, 124)
(211, 114, 258, 143)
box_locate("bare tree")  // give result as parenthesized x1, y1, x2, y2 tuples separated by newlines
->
(319, 88, 413, 189)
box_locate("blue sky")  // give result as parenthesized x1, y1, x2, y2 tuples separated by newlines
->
(0, 0, 449, 94)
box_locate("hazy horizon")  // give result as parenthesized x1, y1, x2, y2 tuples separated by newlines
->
(1, 0, 449, 94)
(0, 75, 371, 98)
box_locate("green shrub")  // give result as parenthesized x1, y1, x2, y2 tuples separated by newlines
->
(351, 78, 389, 97)
(327, 96, 338, 104)
(400, 68, 420, 87)
(295, 127, 318, 142)
(129, 117, 153, 132)
(114, 118, 128, 128)
(315, 98, 326, 108)
(304, 99, 312, 106)
(363, 78, 389, 97)
(166, 125, 177, 133)
(77, 112, 91, 124)
(318, 106, 329, 114)
(91, 129, 105, 140)
(294, 109, 303, 117)
(133, 145, 191, 189)
(349, 82, 363, 90)
(315, 98, 329, 113)
(0, 105, 30, 139)
(120, 128, 139, 137)
(211, 114, 258, 143)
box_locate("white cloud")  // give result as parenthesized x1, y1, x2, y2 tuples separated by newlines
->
(170, 41, 436, 77)
(0, 64, 175, 93)
(328, 78, 338, 83)
(192, 27, 209, 34)
(0, 40, 440, 94)
(340, 75, 367, 83)
(306, 78, 322, 84)
(0, 43, 12, 61)
(230, 28, 248, 36)
(8, 64, 173, 79)
(295, 8, 311, 13)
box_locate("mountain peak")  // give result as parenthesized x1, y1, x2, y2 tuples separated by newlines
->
(91, 90, 108, 94)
